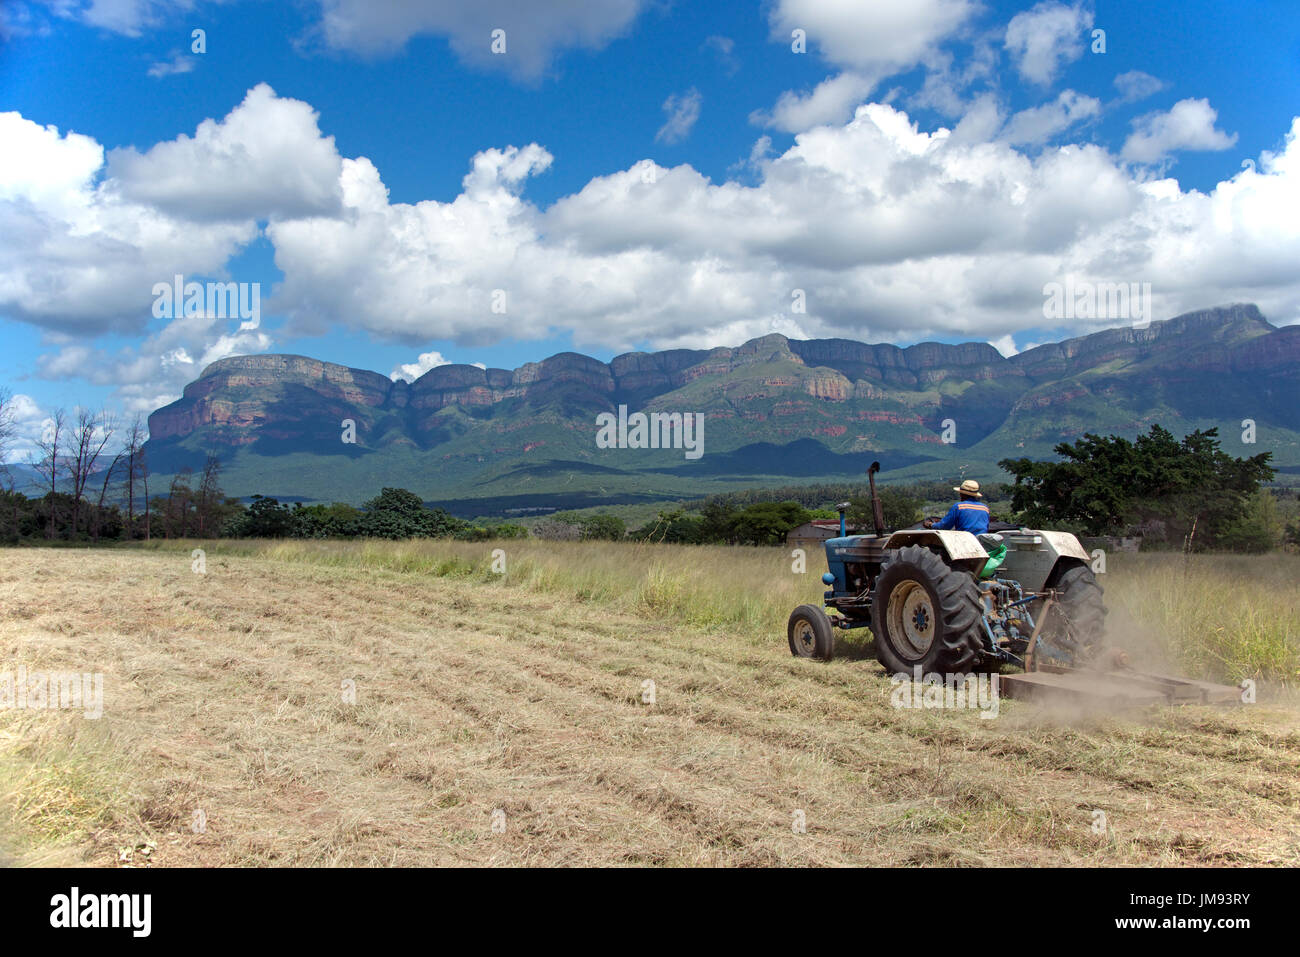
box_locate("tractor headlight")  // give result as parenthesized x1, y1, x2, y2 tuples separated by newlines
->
(822, 573, 836, 585)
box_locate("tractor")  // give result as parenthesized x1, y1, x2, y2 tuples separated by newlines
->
(787, 463, 1106, 676)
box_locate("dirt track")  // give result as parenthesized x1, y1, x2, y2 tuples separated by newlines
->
(1, 548, 1298, 866)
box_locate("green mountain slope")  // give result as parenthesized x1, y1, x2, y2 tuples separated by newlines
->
(144, 304, 1300, 510)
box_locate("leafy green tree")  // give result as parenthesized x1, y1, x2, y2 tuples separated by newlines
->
(730, 501, 811, 545)
(579, 513, 626, 541)
(292, 502, 362, 538)
(454, 521, 529, 541)
(699, 502, 739, 543)
(999, 425, 1275, 548)
(229, 495, 295, 538)
(631, 508, 704, 544)
(848, 486, 923, 531)
(1217, 489, 1284, 553)
(357, 487, 464, 539)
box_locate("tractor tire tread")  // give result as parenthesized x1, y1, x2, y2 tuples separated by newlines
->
(872, 544, 986, 675)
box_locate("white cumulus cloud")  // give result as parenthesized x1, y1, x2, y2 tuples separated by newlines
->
(752, 71, 880, 133)
(390, 351, 449, 382)
(107, 83, 343, 222)
(0, 111, 256, 333)
(37, 312, 274, 413)
(1121, 97, 1238, 165)
(1002, 89, 1102, 146)
(1004, 1, 1093, 86)
(770, 0, 978, 72)
(756, 0, 977, 133)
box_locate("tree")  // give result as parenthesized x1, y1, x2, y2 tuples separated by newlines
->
(233, 495, 295, 538)
(999, 425, 1275, 549)
(730, 501, 812, 545)
(630, 508, 704, 544)
(92, 449, 125, 541)
(0, 388, 14, 487)
(31, 407, 65, 539)
(68, 408, 116, 538)
(194, 454, 225, 537)
(848, 486, 923, 532)
(358, 487, 463, 539)
(122, 415, 149, 540)
(1216, 489, 1284, 553)
(699, 501, 739, 543)
(292, 502, 362, 538)
(579, 513, 625, 541)
(165, 468, 194, 537)
(0, 389, 17, 540)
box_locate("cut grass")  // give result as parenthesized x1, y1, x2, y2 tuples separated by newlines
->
(0, 543, 1296, 866)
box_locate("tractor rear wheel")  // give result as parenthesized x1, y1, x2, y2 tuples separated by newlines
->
(1038, 563, 1106, 665)
(871, 545, 985, 676)
(788, 605, 835, 661)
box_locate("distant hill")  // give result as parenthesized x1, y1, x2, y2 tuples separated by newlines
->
(1, 463, 44, 495)
(143, 304, 1300, 512)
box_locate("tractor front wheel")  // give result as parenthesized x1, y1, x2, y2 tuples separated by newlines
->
(871, 545, 985, 676)
(788, 604, 835, 661)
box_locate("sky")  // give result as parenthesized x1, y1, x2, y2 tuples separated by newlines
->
(1, 0, 1298, 457)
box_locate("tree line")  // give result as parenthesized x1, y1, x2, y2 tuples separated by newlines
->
(0, 393, 157, 543)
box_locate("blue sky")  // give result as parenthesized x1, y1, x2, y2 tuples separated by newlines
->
(1, 0, 1298, 455)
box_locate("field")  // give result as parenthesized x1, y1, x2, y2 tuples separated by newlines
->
(1, 540, 1298, 867)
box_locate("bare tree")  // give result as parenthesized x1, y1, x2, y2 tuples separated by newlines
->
(0, 389, 16, 539)
(166, 467, 194, 538)
(141, 443, 151, 540)
(195, 453, 223, 537)
(123, 415, 149, 540)
(0, 387, 14, 486)
(31, 407, 65, 539)
(92, 449, 125, 541)
(68, 408, 116, 538)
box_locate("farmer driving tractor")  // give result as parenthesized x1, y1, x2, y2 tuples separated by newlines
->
(924, 479, 990, 534)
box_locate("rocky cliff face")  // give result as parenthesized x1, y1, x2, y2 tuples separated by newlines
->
(149, 355, 395, 442)
(144, 304, 1300, 501)
(1009, 303, 1273, 380)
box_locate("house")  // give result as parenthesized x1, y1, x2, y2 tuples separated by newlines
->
(1079, 535, 1142, 554)
(786, 520, 853, 550)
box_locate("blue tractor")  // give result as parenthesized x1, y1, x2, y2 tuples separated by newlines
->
(787, 463, 1106, 675)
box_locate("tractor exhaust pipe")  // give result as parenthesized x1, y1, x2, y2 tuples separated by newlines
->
(867, 461, 886, 537)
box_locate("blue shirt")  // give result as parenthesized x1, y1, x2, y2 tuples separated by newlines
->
(936, 499, 990, 534)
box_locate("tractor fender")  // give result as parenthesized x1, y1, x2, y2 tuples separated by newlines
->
(1037, 530, 1091, 563)
(884, 529, 987, 562)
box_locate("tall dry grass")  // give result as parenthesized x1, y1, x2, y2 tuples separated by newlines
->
(1103, 552, 1300, 685)
(137, 538, 1300, 684)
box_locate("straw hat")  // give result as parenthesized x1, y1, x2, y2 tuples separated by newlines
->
(954, 479, 982, 498)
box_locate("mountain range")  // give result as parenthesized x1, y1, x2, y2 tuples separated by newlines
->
(144, 304, 1300, 514)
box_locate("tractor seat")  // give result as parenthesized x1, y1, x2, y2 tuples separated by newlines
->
(977, 534, 1007, 578)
